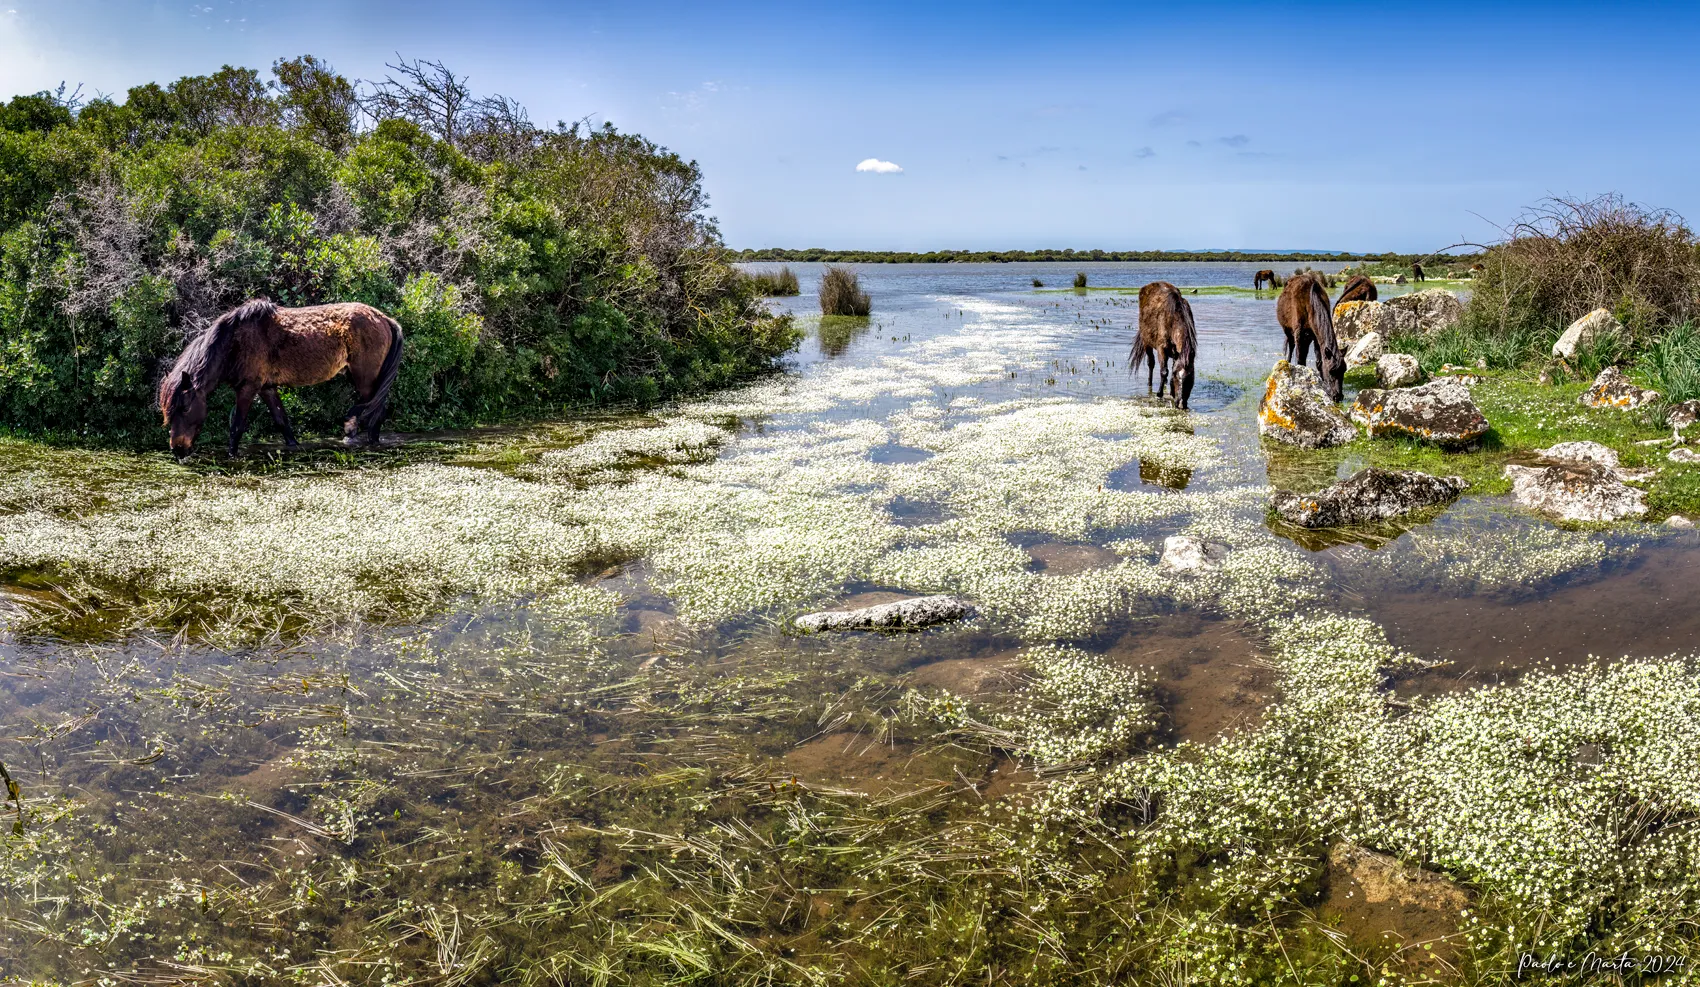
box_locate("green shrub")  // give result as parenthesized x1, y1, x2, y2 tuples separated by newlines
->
(1638, 322, 1700, 403)
(818, 265, 870, 316)
(0, 58, 799, 443)
(1073, 271, 1087, 289)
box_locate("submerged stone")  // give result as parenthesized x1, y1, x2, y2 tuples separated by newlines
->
(1270, 467, 1468, 529)
(1375, 353, 1423, 389)
(794, 595, 976, 633)
(1344, 331, 1385, 368)
(1350, 377, 1489, 448)
(1553, 308, 1622, 360)
(1258, 360, 1356, 449)
(1666, 514, 1696, 529)
(1581, 366, 1659, 409)
(1157, 535, 1230, 573)
(1504, 463, 1648, 522)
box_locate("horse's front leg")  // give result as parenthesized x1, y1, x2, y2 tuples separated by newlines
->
(228, 382, 260, 457)
(260, 386, 298, 449)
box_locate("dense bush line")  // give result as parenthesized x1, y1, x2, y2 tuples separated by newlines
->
(738, 246, 1473, 265)
(0, 57, 797, 442)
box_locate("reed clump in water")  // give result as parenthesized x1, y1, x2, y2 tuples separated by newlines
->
(819, 266, 872, 316)
(1073, 272, 1088, 289)
(748, 266, 801, 296)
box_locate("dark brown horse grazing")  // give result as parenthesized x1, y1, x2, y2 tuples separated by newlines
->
(159, 300, 403, 458)
(1130, 281, 1197, 409)
(1335, 274, 1378, 307)
(1411, 261, 1426, 283)
(1275, 273, 1345, 401)
(1253, 269, 1277, 290)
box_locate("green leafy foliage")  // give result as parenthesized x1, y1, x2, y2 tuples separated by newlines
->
(0, 57, 797, 442)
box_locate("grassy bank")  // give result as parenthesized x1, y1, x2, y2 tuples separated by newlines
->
(0, 58, 798, 444)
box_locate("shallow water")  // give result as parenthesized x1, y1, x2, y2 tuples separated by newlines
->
(0, 261, 1694, 980)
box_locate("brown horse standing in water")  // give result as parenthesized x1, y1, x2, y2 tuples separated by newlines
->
(159, 300, 403, 458)
(1275, 273, 1345, 401)
(1131, 281, 1197, 409)
(1253, 269, 1278, 290)
(1335, 274, 1377, 306)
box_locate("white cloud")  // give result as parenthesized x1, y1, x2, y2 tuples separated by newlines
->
(855, 158, 903, 174)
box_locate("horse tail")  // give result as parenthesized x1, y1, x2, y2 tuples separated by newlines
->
(353, 316, 404, 428)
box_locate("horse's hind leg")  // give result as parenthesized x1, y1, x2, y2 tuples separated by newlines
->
(1296, 330, 1313, 369)
(260, 386, 298, 449)
(1156, 351, 1170, 398)
(227, 382, 259, 457)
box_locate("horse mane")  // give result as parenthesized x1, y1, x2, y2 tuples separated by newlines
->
(1306, 278, 1339, 360)
(160, 299, 276, 414)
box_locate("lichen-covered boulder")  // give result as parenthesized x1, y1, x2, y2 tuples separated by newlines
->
(1553, 308, 1623, 360)
(1271, 467, 1468, 528)
(1671, 448, 1700, 465)
(1158, 535, 1230, 573)
(1345, 331, 1385, 368)
(1375, 353, 1423, 388)
(1335, 301, 1389, 342)
(1258, 361, 1356, 449)
(1668, 514, 1697, 528)
(1350, 377, 1489, 448)
(1581, 366, 1659, 409)
(795, 595, 976, 632)
(1537, 440, 1619, 468)
(1504, 463, 1647, 522)
(1384, 289, 1464, 335)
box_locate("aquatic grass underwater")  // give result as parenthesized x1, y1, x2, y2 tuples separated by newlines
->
(2, 277, 1699, 983)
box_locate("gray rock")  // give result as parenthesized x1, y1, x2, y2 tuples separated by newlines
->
(1384, 289, 1464, 335)
(1271, 467, 1468, 529)
(795, 595, 976, 633)
(1671, 448, 1700, 465)
(1581, 366, 1660, 409)
(1553, 308, 1623, 360)
(1504, 463, 1648, 522)
(1158, 535, 1231, 573)
(1344, 330, 1385, 368)
(1666, 515, 1696, 529)
(1375, 353, 1423, 388)
(1666, 399, 1700, 431)
(1257, 360, 1357, 449)
(1336, 303, 1389, 343)
(1349, 377, 1490, 448)
(1537, 440, 1620, 468)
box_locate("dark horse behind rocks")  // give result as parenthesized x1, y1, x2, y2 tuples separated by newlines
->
(1276, 273, 1345, 402)
(159, 300, 403, 458)
(1335, 274, 1377, 307)
(1131, 281, 1198, 409)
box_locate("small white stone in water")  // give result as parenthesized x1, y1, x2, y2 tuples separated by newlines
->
(1665, 515, 1695, 529)
(793, 595, 976, 632)
(1158, 535, 1230, 573)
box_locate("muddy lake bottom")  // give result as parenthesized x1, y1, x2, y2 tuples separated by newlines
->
(2, 261, 1697, 983)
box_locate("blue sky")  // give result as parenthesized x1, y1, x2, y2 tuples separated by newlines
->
(3, 1, 1697, 251)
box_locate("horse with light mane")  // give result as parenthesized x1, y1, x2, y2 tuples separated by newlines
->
(159, 299, 403, 458)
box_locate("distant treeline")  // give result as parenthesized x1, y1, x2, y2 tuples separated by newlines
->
(736, 248, 1474, 265)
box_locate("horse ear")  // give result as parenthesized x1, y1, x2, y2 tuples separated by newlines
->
(175, 373, 193, 394)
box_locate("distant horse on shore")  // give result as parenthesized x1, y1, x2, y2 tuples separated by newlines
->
(1335, 274, 1378, 306)
(1131, 281, 1197, 409)
(1254, 269, 1278, 290)
(1276, 273, 1345, 401)
(159, 300, 404, 458)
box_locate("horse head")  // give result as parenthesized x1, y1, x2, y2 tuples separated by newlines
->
(160, 370, 208, 459)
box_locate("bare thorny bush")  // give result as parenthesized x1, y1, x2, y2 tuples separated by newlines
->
(1471, 194, 1700, 342)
